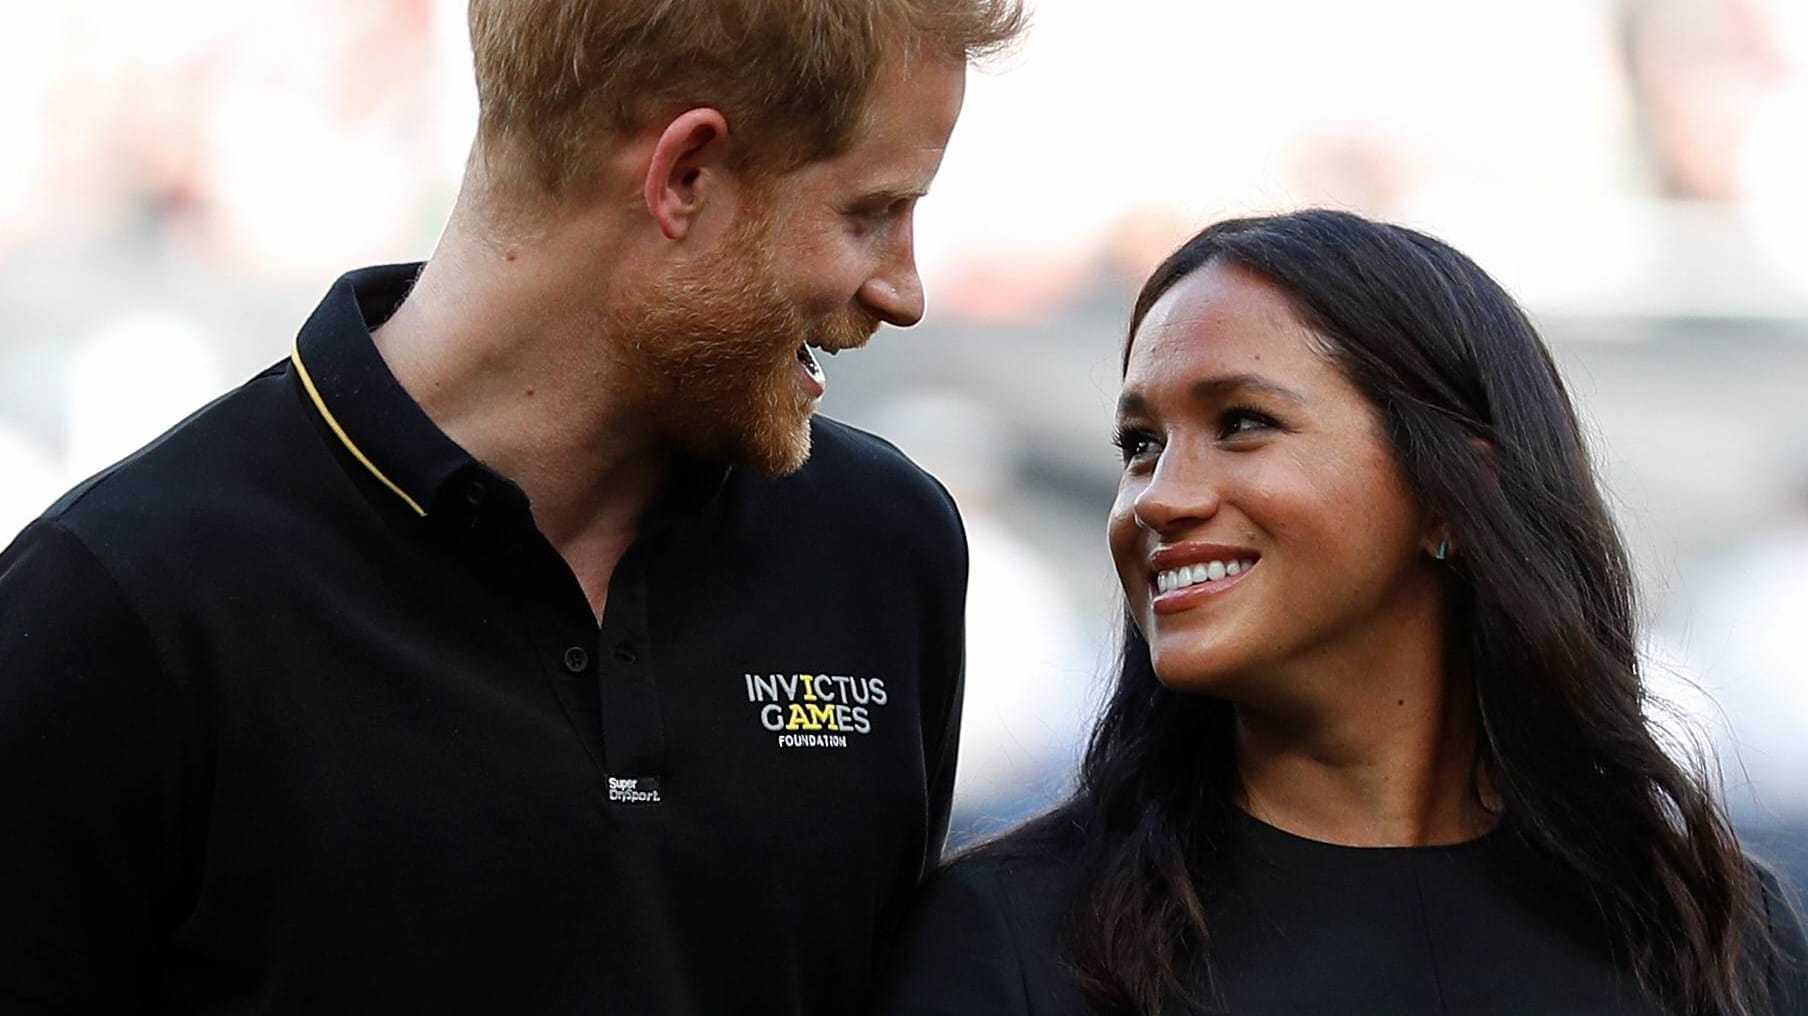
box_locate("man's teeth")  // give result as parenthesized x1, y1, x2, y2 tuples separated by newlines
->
(796, 344, 824, 379)
(1156, 559, 1255, 594)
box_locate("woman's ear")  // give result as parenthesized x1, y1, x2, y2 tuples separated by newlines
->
(1423, 438, 1493, 561)
(643, 108, 731, 241)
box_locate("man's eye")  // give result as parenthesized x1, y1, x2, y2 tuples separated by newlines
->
(846, 207, 890, 237)
(851, 198, 912, 224)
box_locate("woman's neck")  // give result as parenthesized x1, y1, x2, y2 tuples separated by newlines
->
(1231, 666, 1500, 848)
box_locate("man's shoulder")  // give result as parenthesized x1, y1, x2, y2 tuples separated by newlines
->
(718, 415, 967, 590)
(41, 363, 308, 558)
(806, 416, 948, 489)
(723, 415, 964, 548)
(797, 415, 959, 520)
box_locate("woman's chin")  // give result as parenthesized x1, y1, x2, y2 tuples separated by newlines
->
(1150, 651, 1246, 697)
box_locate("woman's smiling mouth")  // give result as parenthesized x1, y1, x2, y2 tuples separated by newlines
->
(1148, 545, 1260, 615)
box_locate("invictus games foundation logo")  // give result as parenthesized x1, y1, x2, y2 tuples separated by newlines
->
(745, 673, 888, 749)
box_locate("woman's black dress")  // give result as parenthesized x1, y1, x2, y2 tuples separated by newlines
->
(877, 810, 1808, 1015)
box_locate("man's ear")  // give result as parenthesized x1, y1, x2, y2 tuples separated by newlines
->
(644, 108, 731, 241)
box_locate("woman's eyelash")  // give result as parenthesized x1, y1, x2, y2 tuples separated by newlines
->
(1113, 408, 1283, 462)
(1220, 406, 1282, 435)
(1111, 426, 1154, 462)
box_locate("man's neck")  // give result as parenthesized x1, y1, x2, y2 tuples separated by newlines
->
(372, 217, 668, 618)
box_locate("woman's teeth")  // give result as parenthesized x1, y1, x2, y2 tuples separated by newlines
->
(1156, 559, 1254, 594)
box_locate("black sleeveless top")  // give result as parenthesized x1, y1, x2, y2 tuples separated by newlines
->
(877, 810, 1808, 1015)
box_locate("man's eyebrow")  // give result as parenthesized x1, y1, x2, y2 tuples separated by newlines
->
(850, 184, 929, 207)
(1116, 374, 1307, 416)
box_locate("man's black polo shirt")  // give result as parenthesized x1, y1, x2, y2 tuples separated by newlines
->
(0, 265, 968, 1014)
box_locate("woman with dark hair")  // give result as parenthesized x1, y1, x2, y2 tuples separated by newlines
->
(876, 209, 1807, 1015)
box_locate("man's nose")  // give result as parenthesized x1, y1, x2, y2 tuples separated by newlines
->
(860, 227, 925, 328)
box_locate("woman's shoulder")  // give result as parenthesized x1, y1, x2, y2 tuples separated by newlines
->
(943, 810, 1090, 896)
(1749, 861, 1808, 1014)
(909, 811, 1089, 959)
(876, 811, 1093, 1016)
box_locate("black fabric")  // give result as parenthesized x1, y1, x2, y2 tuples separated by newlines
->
(0, 265, 968, 1015)
(878, 809, 1808, 1015)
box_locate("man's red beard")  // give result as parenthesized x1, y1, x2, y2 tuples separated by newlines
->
(612, 206, 878, 475)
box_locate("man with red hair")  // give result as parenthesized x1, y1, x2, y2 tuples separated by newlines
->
(0, 1, 1024, 1011)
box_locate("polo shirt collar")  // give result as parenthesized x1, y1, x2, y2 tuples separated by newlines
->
(292, 264, 730, 526)
(291, 263, 482, 520)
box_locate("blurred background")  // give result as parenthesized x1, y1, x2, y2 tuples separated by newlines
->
(3, 0, 1805, 897)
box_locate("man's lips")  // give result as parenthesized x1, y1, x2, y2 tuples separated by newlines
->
(807, 310, 882, 356)
(806, 328, 877, 356)
(794, 344, 825, 398)
(791, 314, 878, 398)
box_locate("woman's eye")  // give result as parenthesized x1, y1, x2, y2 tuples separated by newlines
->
(1220, 408, 1280, 438)
(1112, 427, 1159, 464)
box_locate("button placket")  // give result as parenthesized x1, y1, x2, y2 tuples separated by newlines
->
(595, 542, 665, 800)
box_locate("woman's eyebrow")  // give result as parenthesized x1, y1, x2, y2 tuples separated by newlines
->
(1190, 374, 1307, 405)
(1117, 374, 1307, 416)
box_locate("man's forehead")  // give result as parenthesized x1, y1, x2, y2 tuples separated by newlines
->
(838, 63, 963, 172)
(784, 124, 951, 199)
(854, 54, 964, 138)
(754, 52, 962, 203)
(830, 138, 946, 189)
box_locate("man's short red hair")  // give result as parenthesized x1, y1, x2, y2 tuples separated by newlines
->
(467, 0, 1025, 201)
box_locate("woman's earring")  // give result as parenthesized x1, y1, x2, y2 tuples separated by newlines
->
(1434, 538, 1450, 561)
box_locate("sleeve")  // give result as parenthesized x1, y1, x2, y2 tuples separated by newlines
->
(0, 521, 194, 1012)
(1755, 867, 1808, 1015)
(923, 648, 963, 870)
(921, 484, 969, 870)
(873, 860, 1032, 1016)
(863, 455, 973, 981)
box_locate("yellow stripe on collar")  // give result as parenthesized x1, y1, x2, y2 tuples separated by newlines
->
(291, 342, 428, 517)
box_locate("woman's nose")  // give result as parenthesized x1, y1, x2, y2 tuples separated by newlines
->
(1132, 453, 1221, 535)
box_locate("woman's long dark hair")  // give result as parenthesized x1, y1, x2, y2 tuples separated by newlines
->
(1042, 209, 1767, 1015)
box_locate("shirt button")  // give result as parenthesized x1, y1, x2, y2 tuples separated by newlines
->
(563, 646, 590, 673)
(612, 643, 639, 665)
(462, 480, 488, 508)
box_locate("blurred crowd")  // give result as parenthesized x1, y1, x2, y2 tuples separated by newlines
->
(2, 0, 1806, 889)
